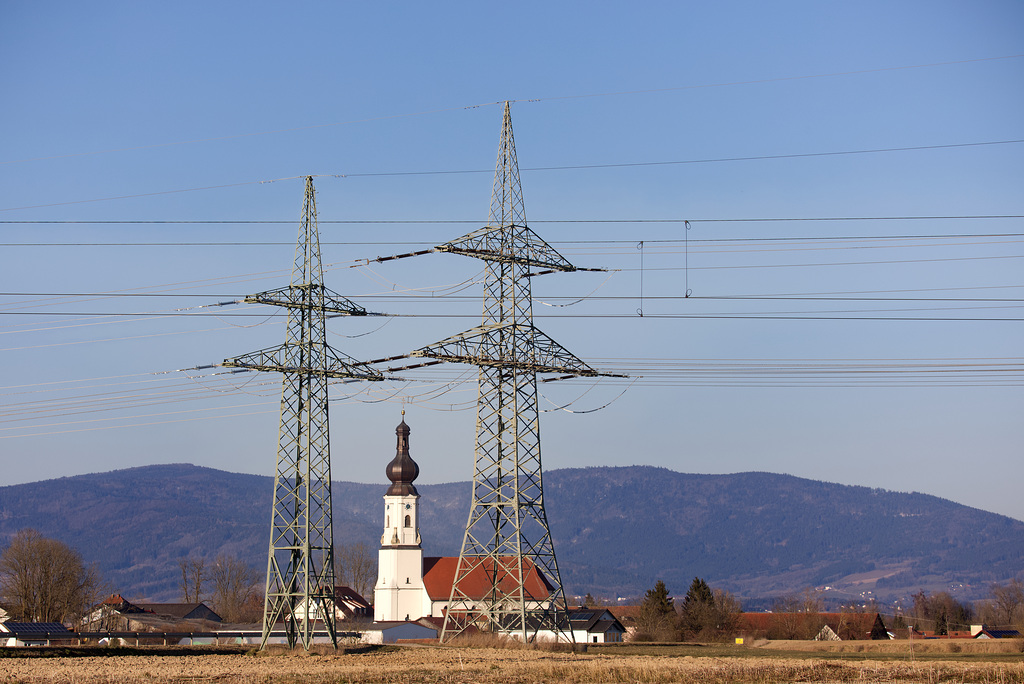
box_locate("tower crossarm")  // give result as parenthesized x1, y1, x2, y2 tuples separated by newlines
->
(222, 343, 385, 380)
(436, 225, 575, 272)
(245, 283, 368, 315)
(411, 322, 599, 376)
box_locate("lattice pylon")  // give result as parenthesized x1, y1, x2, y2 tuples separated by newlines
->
(222, 176, 384, 650)
(413, 102, 600, 643)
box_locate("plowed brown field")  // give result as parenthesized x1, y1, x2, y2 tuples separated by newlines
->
(2, 643, 1023, 683)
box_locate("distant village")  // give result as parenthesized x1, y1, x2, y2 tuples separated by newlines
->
(2, 417, 1022, 648)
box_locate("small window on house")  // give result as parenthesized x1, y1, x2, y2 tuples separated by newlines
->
(593, 636, 598, 643)
(404, 514, 411, 527)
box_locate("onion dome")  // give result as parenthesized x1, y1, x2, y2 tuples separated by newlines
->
(386, 412, 419, 496)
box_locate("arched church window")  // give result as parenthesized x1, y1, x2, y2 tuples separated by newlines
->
(404, 514, 411, 527)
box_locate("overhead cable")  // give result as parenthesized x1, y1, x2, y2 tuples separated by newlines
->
(5, 140, 1023, 212)
(4, 217, 1023, 227)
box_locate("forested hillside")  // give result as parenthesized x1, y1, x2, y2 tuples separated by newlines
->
(0, 464, 1020, 602)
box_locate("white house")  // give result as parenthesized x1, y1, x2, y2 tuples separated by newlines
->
(530, 608, 626, 644)
(567, 608, 626, 644)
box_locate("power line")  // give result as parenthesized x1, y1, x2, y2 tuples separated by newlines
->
(5, 139, 1023, 212)
(4, 357, 1022, 435)
(285, 140, 1024, 179)
(0, 175, 317, 212)
(4, 237, 1019, 270)
(4, 229, 1024, 252)
(3, 216, 1023, 225)
(2, 311, 1022, 322)
(4, 293, 1024, 303)
(617, 253, 1024, 271)
(521, 139, 1024, 173)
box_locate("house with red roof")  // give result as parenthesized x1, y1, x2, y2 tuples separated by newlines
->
(421, 555, 555, 614)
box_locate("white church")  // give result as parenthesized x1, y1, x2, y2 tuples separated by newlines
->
(371, 416, 625, 643)
(373, 414, 434, 622)
(373, 415, 553, 623)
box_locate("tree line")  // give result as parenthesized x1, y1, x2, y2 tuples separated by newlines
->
(0, 529, 379, 626)
(3, 527, 1020, 634)
(618, 577, 1024, 642)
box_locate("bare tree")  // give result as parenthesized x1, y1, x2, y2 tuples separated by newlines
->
(210, 554, 262, 623)
(771, 588, 825, 639)
(991, 579, 1024, 627)
(334, 542, 376, 598)
(712, 588, 742, 636)
(909, 589, 973, 634)
(179, 557, 206, 603)
(0, 529, 101, 623)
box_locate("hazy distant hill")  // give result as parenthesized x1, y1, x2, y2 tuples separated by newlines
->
(0, 464, 1021, 603)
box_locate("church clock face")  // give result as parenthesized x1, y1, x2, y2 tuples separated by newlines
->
(405, 504, 411, 509)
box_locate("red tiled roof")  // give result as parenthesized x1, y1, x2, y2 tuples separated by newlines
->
(422, 556, 554, 602)
(607, 605, 640, 621)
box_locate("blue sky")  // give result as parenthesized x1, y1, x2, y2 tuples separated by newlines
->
(2, 2, 1022, 521)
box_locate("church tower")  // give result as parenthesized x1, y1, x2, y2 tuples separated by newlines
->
(374, 414, 431, 622)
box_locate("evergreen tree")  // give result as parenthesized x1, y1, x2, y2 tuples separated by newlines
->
(643, 580, 674, 616)
(637, 580, 676, 640)
(680, 577, 716, 636)
(682, 577, 714, 610)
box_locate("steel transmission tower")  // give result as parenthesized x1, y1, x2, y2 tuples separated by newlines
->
(413, 102, 607, 642)
(222, 176, 384, 650)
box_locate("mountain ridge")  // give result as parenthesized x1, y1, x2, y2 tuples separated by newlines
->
(1, 463, 1020, 603)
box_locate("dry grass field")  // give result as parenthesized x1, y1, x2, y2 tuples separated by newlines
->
(1, 640, 1022, 684)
